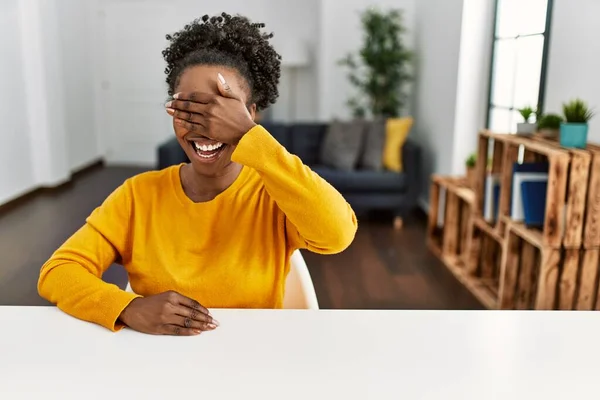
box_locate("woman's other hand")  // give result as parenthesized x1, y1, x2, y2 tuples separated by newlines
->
(119, 291, 218, 336)
(166, 73, 256, 145)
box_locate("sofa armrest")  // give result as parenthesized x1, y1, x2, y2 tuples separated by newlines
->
(401, 138, 422, 210)
(157, 137, 188, 170)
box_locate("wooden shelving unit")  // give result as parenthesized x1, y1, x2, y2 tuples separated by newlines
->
(428, 131, 600, 310)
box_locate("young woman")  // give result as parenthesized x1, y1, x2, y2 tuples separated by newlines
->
(38, 13, 357, 336)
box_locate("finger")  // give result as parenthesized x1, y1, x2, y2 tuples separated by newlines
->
(174, 117, 206, 134)
(162, 324, 202, 336)
(167, 108, 207, 128)
(172, 92, 216, 103)
(171, 314, 217, 331)
(172, 303, 215, 324)
(167, 291, 212, 317)
(168, 99, 209, 116)
(217, 73, 240, 100)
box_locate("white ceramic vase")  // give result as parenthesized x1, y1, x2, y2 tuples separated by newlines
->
(517, 122, 536, 135)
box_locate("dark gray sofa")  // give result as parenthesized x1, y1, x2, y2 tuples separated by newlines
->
(157, 122, 421, 223)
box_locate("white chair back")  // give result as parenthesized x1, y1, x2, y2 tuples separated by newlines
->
(125, 249, 319, 309)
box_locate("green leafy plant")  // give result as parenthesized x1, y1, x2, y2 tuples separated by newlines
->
(518, 106, 536, 123)
(537, 113, 564, 130)
(563, 99, 595, 123)
(339, 8, 412, 118)
(465, 153, 477, 168)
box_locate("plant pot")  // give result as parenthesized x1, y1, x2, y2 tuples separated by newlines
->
(517, 122, 536, 135)
(538, 128, 559, 138)
(466, 166, 476, 189)
(560, 123, 588, 149)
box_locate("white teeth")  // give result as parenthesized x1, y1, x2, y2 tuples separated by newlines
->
(193, 142, 224, 152)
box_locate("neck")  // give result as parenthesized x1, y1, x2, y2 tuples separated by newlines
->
(180, 162, 243, 202)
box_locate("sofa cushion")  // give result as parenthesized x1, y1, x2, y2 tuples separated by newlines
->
(289, 124, 327, 166)
(312, 166, 407, 193)
(359, 119, 386, 171)
(320, 120, 365, 171)
(383, 117, 414, 172)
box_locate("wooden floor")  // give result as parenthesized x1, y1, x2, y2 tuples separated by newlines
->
(0, 166, 482, 309)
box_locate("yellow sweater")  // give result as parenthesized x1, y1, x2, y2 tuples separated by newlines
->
(38, 125, 357, 331)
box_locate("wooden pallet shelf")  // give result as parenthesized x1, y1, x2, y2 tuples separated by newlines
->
(427, 176, 474, 264)
(530, 134, 600, 249)
(436, 253, 498, 310)
(501, 221, 600, 311)
(427, 131, 600, 310)
(476, 131, 573, 248)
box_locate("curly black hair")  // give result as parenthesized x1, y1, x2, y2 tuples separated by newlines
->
(162, 13, 281, 111)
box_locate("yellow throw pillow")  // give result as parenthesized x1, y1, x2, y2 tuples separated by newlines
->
(382, 117, 414, 172)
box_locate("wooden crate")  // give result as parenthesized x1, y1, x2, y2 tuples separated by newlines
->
(499, 221, 600, 310)
(499, 221, 555, 310)
(475, 131, 578, 248)
(531, 134, 600, 249)
(427, 175, 475, 263)
(461, 216, 505, 309)
(427, 176, 498, 309)
(582, 143, 600, 249)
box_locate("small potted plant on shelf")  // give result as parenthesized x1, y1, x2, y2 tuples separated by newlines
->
(465, 152, 477, 188)
(517, 105, 537, 134)
(536, 113, 563, 138)
(561, 99, 595, 148)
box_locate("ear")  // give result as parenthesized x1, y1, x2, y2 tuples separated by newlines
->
(216, 73, 241, 101)
(248, 104, 257, 121)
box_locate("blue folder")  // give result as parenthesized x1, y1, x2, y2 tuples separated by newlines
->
(521, 180, 547, 227)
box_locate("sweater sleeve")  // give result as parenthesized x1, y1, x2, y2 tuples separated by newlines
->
(38, 181, 141, 332)
(231, 125, 357, 254)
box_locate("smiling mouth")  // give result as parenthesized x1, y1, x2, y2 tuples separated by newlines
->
(187, 139, 228, 162)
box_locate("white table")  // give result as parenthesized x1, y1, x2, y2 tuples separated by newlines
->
(0, 307, 598, 399)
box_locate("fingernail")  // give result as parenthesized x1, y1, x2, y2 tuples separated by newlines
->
(193, 329, 202, 335)
(212, 319, 220, 327)
(166, 108, 174, 115)
(217, 73, 226, 84)
(175, 118, 183, 125)
(165, 101, 172, 108)
(173, 93, 180, 99)
(208, 323, 217, 330)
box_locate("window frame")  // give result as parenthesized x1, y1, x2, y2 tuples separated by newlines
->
(485, 0, 555, 130)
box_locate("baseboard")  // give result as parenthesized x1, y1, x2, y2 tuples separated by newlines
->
(71, 157, 105, 177)
(0, 159, 104, 215)
(71, 158, 104, 179)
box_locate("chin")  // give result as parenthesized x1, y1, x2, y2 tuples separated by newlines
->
(189, 155, 234, 177)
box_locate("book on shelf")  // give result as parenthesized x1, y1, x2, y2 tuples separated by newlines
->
(484, 173, 500, 222)
(521, 180, 548, 227)
(511, 162, 549, 228)
(510, 162, 549, 222)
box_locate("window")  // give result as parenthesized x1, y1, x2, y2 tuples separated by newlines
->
(486, 0, 553, 133)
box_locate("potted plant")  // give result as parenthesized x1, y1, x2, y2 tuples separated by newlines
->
(561, 99, 595, 148)
(339, 8, 412, 117)
(517, 106, 537, 134)
(536, 113, 563, 138)
(465, 153, 477, 188)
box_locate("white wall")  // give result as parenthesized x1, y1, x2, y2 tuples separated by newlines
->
(412, 0, 465, 206)
(0, 0, 36, 205)
(93, 0, 320, 166)
(20, 0, 70, 188)
(0, 0, 102, 206)
(545, 0, 600, 143)
(317, 0, 416, 121)
(451, 0, 495, 175)
(56, 0, 101, 172)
